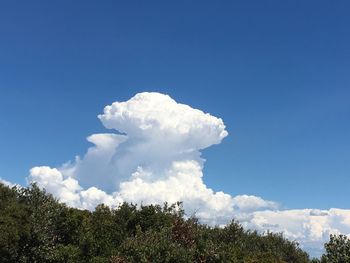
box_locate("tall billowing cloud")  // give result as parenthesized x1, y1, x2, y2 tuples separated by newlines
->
(64, 92, 227, 192)
(25, 92, 350, 256)
(30, 92, 233, 224)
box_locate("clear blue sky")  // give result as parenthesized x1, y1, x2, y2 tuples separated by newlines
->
(1, 0, 349, 210)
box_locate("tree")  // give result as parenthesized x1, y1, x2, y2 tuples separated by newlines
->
(321, 234, 350, 263)
(17, 184, 64, 262)
(0, 182, 316, 263)
(0, 184, 29, 262)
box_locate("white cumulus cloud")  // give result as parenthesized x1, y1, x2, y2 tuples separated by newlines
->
(29, 92, 234, 224)
(232, 195, 279, 212)
(18, 91, 350, 257)
(241, 209, 350, 256)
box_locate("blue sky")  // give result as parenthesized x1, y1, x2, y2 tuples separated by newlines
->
(1, 0, 350, 213)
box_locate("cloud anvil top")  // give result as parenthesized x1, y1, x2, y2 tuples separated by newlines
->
(4, 92, 348, 256)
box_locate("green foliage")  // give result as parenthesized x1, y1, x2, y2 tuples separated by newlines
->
(0, 184, 29, 262)
(0, 182, 341, 262)
(321, 234, 350, 263)
(51, 244, 81, 263)
(118, 226, 192, 262)
(18, 184, 64, 262)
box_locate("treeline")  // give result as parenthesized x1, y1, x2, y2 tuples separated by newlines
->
(0, 183, 348, 262)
